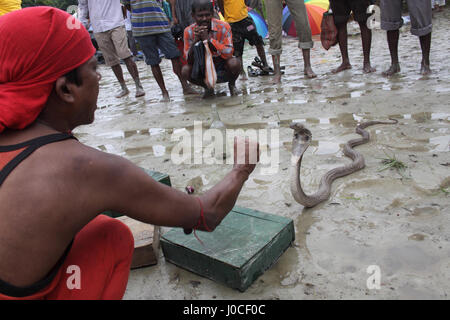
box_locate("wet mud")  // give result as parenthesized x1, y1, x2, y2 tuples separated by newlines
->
(74, 11, 450, 299)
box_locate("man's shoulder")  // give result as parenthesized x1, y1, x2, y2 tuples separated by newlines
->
(212, 18, 232, 33)
(213, 18, 230, 27)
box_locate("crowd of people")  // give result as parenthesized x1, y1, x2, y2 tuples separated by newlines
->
(74, 0, 437, 100)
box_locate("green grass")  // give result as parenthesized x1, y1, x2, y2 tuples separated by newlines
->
(377, 151, 409, 178)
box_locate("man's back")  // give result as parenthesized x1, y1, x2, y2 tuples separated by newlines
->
(0, 128, 104, 287)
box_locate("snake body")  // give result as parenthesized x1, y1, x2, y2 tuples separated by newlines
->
(290, 119, 398, 208)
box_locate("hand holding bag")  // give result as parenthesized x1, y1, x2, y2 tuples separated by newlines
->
(320, 8, 338, 51)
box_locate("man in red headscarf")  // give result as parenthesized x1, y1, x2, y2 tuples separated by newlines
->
(0, 7, 258, 300)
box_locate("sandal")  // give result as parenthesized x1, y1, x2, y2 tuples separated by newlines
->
(247, 66, 259, 77)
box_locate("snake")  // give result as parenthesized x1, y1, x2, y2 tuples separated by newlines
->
(290, 119, 398, 208)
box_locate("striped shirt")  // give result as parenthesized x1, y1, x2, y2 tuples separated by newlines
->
(184, 19, 234, 60)
(122, 0, 170, 37)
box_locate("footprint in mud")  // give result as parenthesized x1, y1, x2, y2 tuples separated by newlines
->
(411, 206, 440, 219)
(253, 179, 272, 185)
(408, 233, 427, 241)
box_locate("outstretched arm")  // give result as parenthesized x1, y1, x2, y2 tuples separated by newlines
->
(85, 137, 258, 231)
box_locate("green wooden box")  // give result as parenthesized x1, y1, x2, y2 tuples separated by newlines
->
(160, 206, 295, 292)
(103, 168, 171, 218)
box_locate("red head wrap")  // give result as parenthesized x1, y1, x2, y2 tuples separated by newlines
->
(0, 7, 96, 133)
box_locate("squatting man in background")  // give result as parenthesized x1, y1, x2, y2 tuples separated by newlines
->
(182, 0, 241, 98)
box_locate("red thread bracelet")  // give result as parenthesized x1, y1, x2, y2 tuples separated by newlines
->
(194, 197, 211, 232)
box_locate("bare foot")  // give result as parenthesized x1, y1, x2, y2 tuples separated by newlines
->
(271, 72, 282, 84)
(135, 85, 145, 97)
(228, 83, 241, 96)
(382, 64, 401, 77)
(363, 63, 376, 74)
(115, 87, 130, 98)
(183, 85, 198, 95)
(304, 66, 317, 78)
(202, 88, 215, 99)
(420, 62, 432, 76)
(161, 91, 170, 102)
(332, 62, 352, 74)
(240, 71, 248, 81)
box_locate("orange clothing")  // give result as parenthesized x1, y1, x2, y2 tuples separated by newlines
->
(184, 18, 234, 60)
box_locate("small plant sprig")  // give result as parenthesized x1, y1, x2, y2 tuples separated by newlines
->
(377, 151, 409, 178)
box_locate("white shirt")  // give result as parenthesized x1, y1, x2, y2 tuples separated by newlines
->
(78, 0, 125, 33)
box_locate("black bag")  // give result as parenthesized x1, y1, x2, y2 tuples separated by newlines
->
(191, 41, 205, 81)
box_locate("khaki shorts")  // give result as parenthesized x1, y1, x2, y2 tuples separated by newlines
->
(94, 26, 132, 66)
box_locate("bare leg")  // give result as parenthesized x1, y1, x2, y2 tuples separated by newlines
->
(256, 44, 270, 70)
(271, 54, 282, 84)
(332, 22, 352, 74)
(225, 57, 241, 96)
(123, 57, 145, 97)
(238, 56, 248, 80)
(302, 49, 317, 78)
(359, 21, 376, 73)
(150, 64, 170, 101)
(111, 64, 130, 98)
(419, 32, 432, 75)
(382, 30, 401, 76)
(182, 64, 213, 99)
(171, 58, 197, 94)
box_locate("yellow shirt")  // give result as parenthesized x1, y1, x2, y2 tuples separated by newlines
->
(223, 0, 248, 23)
(0, 0, 21, 16)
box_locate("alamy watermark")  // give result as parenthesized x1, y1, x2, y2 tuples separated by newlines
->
(170, 121, 280, 175)
(367, 5, 381, 30)
(366, 265, 381, 290)
(66, 5, 82, 30)
(66, 265, 81, 290)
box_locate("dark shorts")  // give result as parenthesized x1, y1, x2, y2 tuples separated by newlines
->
(330, 0, 371, 25)
(135, 32, 181, 66)
(229, 16, 264, 57)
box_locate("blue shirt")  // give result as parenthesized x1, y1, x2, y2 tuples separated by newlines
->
(122, 0, 171, 37)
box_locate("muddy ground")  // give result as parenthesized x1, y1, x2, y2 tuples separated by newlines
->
(74, 10, 450, 300)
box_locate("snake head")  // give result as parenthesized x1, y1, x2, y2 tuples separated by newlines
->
(290, 122, 312, 144)
(290, 122, 312, 156)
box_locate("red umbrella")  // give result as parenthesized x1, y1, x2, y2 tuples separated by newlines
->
(282, 0, 328, 36)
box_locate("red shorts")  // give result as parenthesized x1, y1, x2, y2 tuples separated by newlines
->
(0, 215, 134, 300)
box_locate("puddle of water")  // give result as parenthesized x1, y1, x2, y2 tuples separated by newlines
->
(149, 128, 165, 136)
(96, 131, 125, 139)
(347, 82, 365, 89)
(431, 113, 450, 121)
(152, 145, 166, 157)
(288, 99, 308, 104)
(429, 135, 450, 152)
(313, 141, 341, 155)
(350, 90, 364, 98)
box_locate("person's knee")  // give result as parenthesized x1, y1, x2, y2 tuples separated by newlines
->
(226, 57, 241, 75)
(95, 215, 134, 255)
(181, 64, 192, 80)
